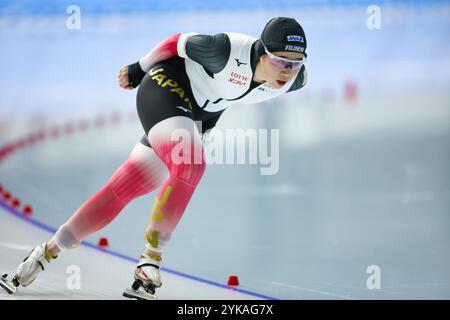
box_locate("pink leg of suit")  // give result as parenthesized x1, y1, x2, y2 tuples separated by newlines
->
(144, 116, 206, 255)
(54, 116, 205, 255)
(54, 142, 168, 250)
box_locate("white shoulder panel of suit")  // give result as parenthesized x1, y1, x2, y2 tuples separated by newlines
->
(177, 32, 296, 112)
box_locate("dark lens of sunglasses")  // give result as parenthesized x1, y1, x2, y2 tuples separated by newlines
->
(271, 59, 302, 70)
(290, 62, 303, 70)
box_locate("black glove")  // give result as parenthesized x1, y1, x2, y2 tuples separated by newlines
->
(127, 61, 146, 88)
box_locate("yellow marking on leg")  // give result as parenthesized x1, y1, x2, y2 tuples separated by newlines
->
(145, 231, 159, 249)
(150, 185, 173, 222)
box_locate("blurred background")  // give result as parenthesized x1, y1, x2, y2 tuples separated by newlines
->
(0, 0, 449, 299)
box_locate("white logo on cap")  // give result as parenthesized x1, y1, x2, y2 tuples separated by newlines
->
(287, 35, 304, 43)
(284, 45, 304, 53)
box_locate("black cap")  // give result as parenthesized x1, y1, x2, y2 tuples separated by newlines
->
(260, 17, 307, 56)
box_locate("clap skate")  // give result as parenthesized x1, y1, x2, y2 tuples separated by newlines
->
(0, 274, 20, 294)
(123, 253, 162, 300)
(0, 243, 55, 295)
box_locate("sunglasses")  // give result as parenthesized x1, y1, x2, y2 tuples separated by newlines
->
(261, 41, 306, 70)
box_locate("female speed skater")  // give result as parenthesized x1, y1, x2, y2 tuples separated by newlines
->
(0, 17, 308, 300)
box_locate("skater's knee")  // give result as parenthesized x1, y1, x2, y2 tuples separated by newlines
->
(149, 133, 206, 185)
(146, 116, 206, 185)
(109, 154, 167, 203)
(151, 141, 206, 185)
(169, 160, 206, 186)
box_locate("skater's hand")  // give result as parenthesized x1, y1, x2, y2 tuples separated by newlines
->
(118, 65, 134, 90)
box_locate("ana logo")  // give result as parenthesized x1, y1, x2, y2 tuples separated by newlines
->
(284, 45, 304, 53)
(287, 35, 304, 43)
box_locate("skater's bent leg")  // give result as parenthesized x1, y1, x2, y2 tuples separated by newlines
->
(144, 116, 206, 257)
(50, 142, 168, 255)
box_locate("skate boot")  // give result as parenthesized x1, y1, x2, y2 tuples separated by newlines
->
(0, 242, 56, 294)
(123, 253, 162, 300)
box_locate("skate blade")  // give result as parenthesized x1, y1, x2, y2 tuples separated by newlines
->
(122, 288, 157, 300)
(0, 275, 17, 294)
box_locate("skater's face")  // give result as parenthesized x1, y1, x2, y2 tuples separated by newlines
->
(259, 51, 306, 89)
